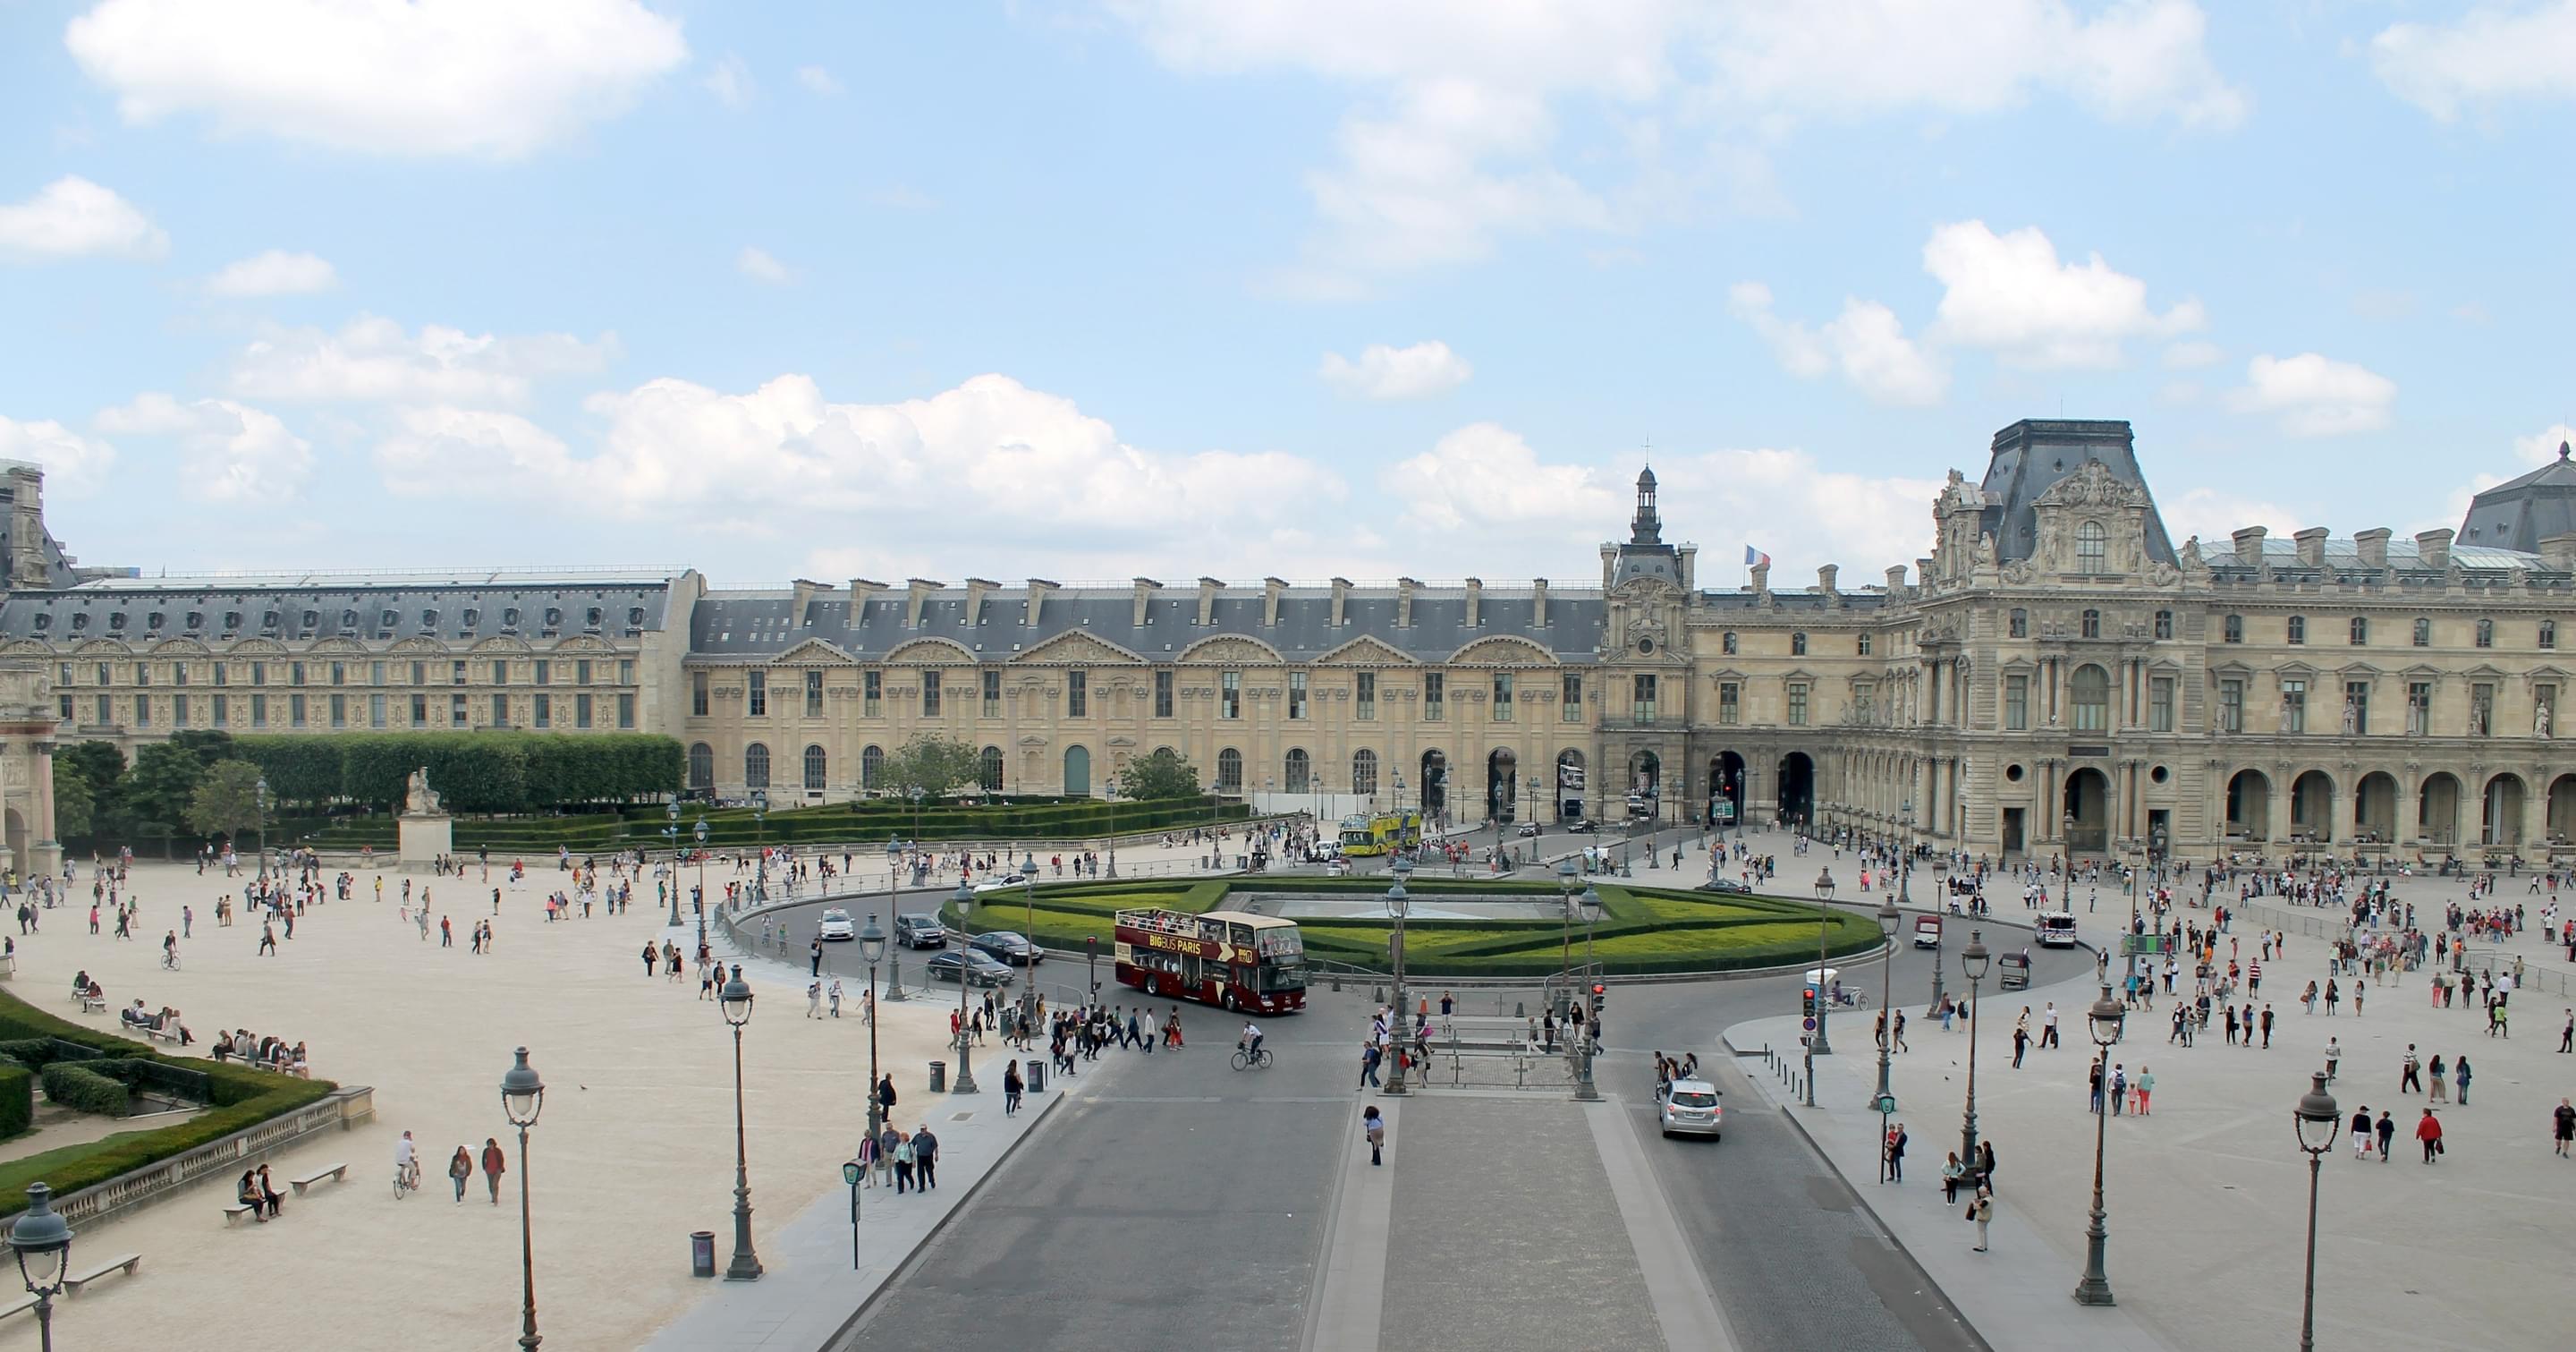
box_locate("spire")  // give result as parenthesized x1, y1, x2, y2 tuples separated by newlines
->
(1630, 463, 1662, 545)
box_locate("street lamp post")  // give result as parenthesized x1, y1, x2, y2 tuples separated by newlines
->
(718, 965, 763, 1281)
(7, 1183, 72, 1352)
(841, 1159, 863, 1272)
(665, 802, 682, 927)
(881, 854, 905, 1002)
(751, 790, 768, 901)
(501, 1047, 546, 1352)
(1874, 897, 1899, 1103)
(1810, 881, 1835, 1058)
(949, 881, 979, 1093)
(860, 914, 887, 1145)
(1961, 930, 1988, 1168)
(693, 818, 710, 951)
(1556, 856, 1580, 1010)
(2063, 810, 2077, 905)
(1104, 779, 1119, 879)
(2294, 1070, 2341, 1352)
(1573, 883, 1602, 1101)
(2072, 982, 2126, 1306)
(1021, 872, 1039, 1025)
(255, 776, 271, 879)
(1381, 861, 1412, 1095)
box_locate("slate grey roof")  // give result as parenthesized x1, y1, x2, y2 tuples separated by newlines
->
(0, 572, 674, 644)
(2190, 538, 2552, 576)
(2458, 441, 2576, 554)
(1977, 419, 2178, 566)
(1694, 591, 1892, 613)
(688, 586, 1607, 664)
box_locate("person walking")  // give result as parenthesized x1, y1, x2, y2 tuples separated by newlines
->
(807, 982, 823, 1019)
(2560, 1008, 2573, 1053)
(2132, 1065, 2154, 1115)
(2430, 1054, 2448, 1101)
(911, 1125, 939, 1190)
(2375, 1109, 2395, 1161)
(480, 1137, 505, 1205)
(2041, 1001, 2060, 1049)
(1360, 1039, 1383, 1088)
(810, 939, 823, 978)
(1003, 1059, 1023, 1115)
(2012, 1018, 2029, 1068)
(448, 1144, 473, 1203)
(892, 1131, 916, 1194)
(2400, 1044, 2420, 1093)
(1364, 1105, 1386, 1166)
(1969, 1186, 1994, 1252)
(2350, 1104, 2373, 1159)
(2454, 1055, 2473, 1105)
(2415, 1108, 2444, 1163)
(2555, 1098, 2575, 1158)
(2259, 1004, 2275, 1048)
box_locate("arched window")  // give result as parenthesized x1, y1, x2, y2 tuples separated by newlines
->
(1791, 632, 1808, 656)
(860, 744, 884, 791)
(2071, 665, 2110, 733)
(1352, 748, 1379, 796)
(688, 742, 714, 790)
(979, 745, 1004, 793)
(2350, 616, 2369, 646)
(1284, 748, 1311, 793)
(1064, 745, 1092, 796)
(802, 744, 827, 792)
(2075, 520, 2106, 572)
(743, 743, 770, 789)
(1216, 748, 1244, 793)
(2080, 608, 2101, 640)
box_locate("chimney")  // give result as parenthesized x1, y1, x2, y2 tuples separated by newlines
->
(790, 578, 819, 621)
(962, 578, 995, 627)
(6, 465, 46, 590)
(847, 578, 886, 620)
(1599, 543, 1617, 590)
(1750, 561, 1771, 601)
(2232, 526, 2268, 565)
(1885, 565, 1907, 596)
(904, 578, 941, 628)
(2293, 528, 2328, 568)
(1532, 578, 1549, 626)
(2540, 533, 2576, 573)
(1263, 577, 1286, 627)
(1023, 578, 1056, 628)
(1677, 545, 1697, 593)
(1463, 577, 1482, 627)
(1396, 577, 1419, 628)
(1817, 564, 1839, 596)
(2415, 528, 2453, 570)
(1196, 577, 1224, 627)
(2353, 528, 2392, 568)
(1330, 577, 1351, 627)
(1131, 577, 1162, 628)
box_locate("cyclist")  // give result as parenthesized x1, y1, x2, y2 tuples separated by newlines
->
(1239, 1021, 1265, 1062)
(163, 930, 181, 968)
(394, 1130, 419, 1195)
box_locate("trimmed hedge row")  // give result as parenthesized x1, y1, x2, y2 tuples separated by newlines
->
(303, 795, 1252, 850)
(0, 991, 336, 1216)
(39, 1062, 128, 1117)
(0, 1065, 28, 1138)
(237, 732, 682, 813)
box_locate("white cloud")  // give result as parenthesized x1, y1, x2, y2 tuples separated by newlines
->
(1923, 220, 2204, 369)
(204, 249, 337, 297)
(1318, 341, 1472, 400)
(2161, 340, 2223, 370)
(2229, 353, 2398, 437)
(2372, 1, 2576, 120)
(1657, 446, 1945, 577)
(702, 54, 753, 107)
(95, 393, 313, 500)
(0, 175, 167, 260)
(2159, 486, 2305, 548)
(0, 416, 117, 496)
(1379, 423, 1620, 531)
(64, 0, 689, 157)
(374, 374, 1349, 569)
(227, 316, 617, 405)
(735, 247, 791, 285)
(795, 65, 841, 96)
(1728, 283, 1947, 406)
(2512, 422, 2576, 466)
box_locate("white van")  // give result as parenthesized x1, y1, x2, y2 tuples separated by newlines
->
(2037, 911, 2080, 947)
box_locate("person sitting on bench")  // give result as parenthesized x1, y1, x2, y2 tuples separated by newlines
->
(119, 999, 152, 1028)
(236, 1170, 268, 1222)
(212, 1031, 236, 1062)
(156, 1008, 194, 1046)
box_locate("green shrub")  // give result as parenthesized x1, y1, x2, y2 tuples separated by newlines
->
(40, 1063, 128, 1116)
(0, 1065, 30, 1138)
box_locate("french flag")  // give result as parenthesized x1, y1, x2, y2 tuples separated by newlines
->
(1743, 545, 1771, 568)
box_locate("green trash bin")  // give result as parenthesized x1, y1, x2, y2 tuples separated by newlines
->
(928, 1060, 947, 1093)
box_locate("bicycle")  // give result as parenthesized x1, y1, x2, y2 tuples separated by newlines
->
(160, 951, 182, 972)
(394, 1159, 419, 1200)
(1230, 1043, 1275, 1071)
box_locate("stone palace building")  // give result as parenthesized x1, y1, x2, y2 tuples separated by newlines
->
(4, 417, 2574, 872)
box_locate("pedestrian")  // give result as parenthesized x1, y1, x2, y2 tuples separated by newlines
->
(1364, 1104, 1385, 1166)
(828, 978, 843, 1017)
(1003, 1059, 1023, 1115)
(911, 1125, 939, 1189)
(2374, 1110, 2394, 1161)
(481, 1136, 505, 1205)
(2351, 1104, 2373, 1158)
(1885, 1122, 1908, 1182)
(810, 939, 823, 977)
(893, 1131, 916, 1193)
(2259, 1004, 2275, 1048)
(2561, 1008, 2574, 1054)
(2555, 1098, 2575, 1159)
(2089, 1058, 2106, 1114)
(2454, 1055, 2472, 1105)
(1360, 1039, 1383, 1087)
(2132, 1065, 2154, 1115)
(448, 1145, 473, 1203)
(2041, 1001, 2060, 1049)
(1941, 1152, 1966, 1202)
(2012, 1021, 2029, 1068)
(2430, 1054, 2449, 1101)
(1969, 1186, 1994, 1252)
(2400, 1044, 2420, 1093)
(2415, 1108, 2444, 1163)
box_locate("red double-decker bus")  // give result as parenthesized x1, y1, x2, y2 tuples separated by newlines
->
(1113, 908, 1307, 1015)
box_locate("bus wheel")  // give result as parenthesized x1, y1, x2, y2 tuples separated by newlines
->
(1223, 990, 1238, 1012)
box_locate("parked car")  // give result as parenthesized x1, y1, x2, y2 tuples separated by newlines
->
(817, 908, 855, 941)
(972, 872, 1031, 893)
(1564, 819, 1599, 834)
(1698, 878, 1753, 896)
(894, 914, 947, 949)
(970, 930, 1043, 965)
(1515, 821, 1543, 838)
(925, 949, 1015, 988)
(1658, 1079, 1724, 1140)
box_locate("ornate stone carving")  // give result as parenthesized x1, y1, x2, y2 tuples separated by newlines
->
(403, 766, 445, 816)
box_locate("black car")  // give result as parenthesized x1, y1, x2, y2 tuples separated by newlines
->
(1565, 819, 1599, 834)
(1698, 878, 1754, 896)
(925, 949, 1015, 988)
(969, 930, 1042, 965)
(894, 914, 947, 949)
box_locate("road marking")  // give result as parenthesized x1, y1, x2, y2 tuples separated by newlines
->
(1585, 1098, 1740, 1352)
(1302, 1100, 1394, 1352)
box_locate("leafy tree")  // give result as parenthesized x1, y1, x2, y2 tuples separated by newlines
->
(1119, 747, 1202, 802)
(184, 759, 269, 843)
(49, 760, 93, 839)
(124, 744, 209, 829)
(59, 741, 125, 803)
(169, 729, 237, 767)
(882, 735, 983, 801)
(233, 736, 344, 806)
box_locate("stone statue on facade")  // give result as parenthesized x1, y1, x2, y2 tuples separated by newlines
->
(403, 766, 445, 816)
(2538, 703, 2553, 740)
(2342, 700, 2358, 736)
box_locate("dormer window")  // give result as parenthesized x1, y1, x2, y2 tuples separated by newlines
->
(301, 609, 320, 630)
(185, 611, 204, 631)
(502, 607, 521, 628)
(379, 609, 398, 630)
(261, 610, 280, 629)
(146, 612, 164, 632)
(31, 613, 50, 631)
(70, 613, 89, 632)
(462, 608, 480, 628)
(420, 608, 439, 629)
(222, 610, 242, 631)
(585, 607, 603, 629)
(108, 612, 127, 631)
(628, 606, 647, 627)
(2075, 520, 2107, 573)
(543, 607, 563, 629)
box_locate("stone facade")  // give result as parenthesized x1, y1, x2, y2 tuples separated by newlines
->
(3, 421, 2573, 869)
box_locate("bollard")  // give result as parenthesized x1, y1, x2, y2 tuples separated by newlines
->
(1374, 985, 1385, 1004)
(1515, 1000, 1526, 1018)
(1331, 973, 1343, 992)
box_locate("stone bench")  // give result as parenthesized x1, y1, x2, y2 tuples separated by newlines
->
(0, 952, 15, 980)
(221, 1200, 259, 1226)
(63, 1252, 140, 1295)
(76, 995, 106, 1015)
(287, 1162, 347, 1195)
(139, 1022, 182, 1045)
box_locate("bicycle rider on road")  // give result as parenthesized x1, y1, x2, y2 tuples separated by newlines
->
(163, 930, 180, 965)
(394, 1130, 419, 1189)
(1240, 1021, 1264, 1060)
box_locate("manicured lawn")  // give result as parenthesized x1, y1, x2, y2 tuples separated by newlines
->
(0, 1127, 162, 1200)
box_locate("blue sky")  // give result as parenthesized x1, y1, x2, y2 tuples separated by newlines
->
(2, 0, 2571, 591)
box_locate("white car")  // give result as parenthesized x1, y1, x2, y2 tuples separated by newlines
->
(1659, 1079, 1724, 1140)
(972, 872, 1031, 893)
(817, 908, 855, 941)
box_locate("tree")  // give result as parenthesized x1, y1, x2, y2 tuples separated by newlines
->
(59, 741, 125, 803)
(184, 759, 268, 843)
(49, 759, 93, 840)
(1119, 747, 1202, 802)
(881, 735, 983, 802)
(124, 743, 209, 830)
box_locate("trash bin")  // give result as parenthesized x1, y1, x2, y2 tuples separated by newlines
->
(928, 1060, 947, 1093)
(1026, 1057, 1046, 1093)
(690, 1230, 716, 1278)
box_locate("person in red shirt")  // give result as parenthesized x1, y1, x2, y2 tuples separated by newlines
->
(2415, 1108, 2444, 1163)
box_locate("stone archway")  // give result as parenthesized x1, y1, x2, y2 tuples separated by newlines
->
(1486, 747, 1519, 823)
(1775, 752, 1815, 829)
(2226, 769, 2272, 841)
(2063, 766, 2111, 855)
(2419, 772, 2462, 846)
(2354, 772, 2399, 843)
(2550, 774, 2576, 844)
(2291, 770, 2335, 844)
(1419, 750, 1449, 823)
(1554, 750, 1584, 821)
(1709, 751, 1746, 828)
(2482, 773, 2526, 846)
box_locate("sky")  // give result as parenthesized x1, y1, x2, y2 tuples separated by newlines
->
(2, 0, 2572, 592)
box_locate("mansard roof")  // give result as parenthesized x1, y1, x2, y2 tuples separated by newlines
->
(1977, 419, 2177, 567)
(2459, 441, 2576, 554)
(0, 570, 674, 643)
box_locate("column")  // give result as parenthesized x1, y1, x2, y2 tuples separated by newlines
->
(2523, 771, 2546, 858)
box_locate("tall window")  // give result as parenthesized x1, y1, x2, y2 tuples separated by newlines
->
(806, 670, 824, 717)
(2071, 664, 2109, 732)
(2075, 520, 2106, 572)
(861, 744, 884, 789)
(688, 742, 714, 789)
(803, 744, 827, 791)
(1857, 633, 1873, 656)
(1284, 748, 1310, 793)
(863, 671, 881, 718)
(2154, 609, 2174, 641)
(2343, 681, 2369, 735)
(2476, 619, 2494, 649)
(1067, 670, 1088, 718)
(2471, 682, 2495, 736)
(2412, 617, 2431, 647)
(1222, 670, 1242, 719)
(1791, 632, 1807, 656)
(748, 671, 767, 716)
(1632, 674, 1657, 722)
(2218, 678, 2244, 734)
(2149, 676, 2174, 732)
(2545, 621, 2560, 650)
(1288, 671, 1308, 719)
(1492, 673, 1513, 722)
(2224, 615, 2243, 643)
(2010, 609, 2029, 638)
(1155, 670, 1174, 719)
(532, 693, 549, 728)
(1352, 748, 1379, 795)
(2004, 675, 2029, 730)
(745, 743, 769, 789)
(2281, 678, 2307, 734)
(618, 693, 636, 728)
(1216, 748, 1243, 793)
(1560, 674, 1581, 721)
(493, 659, 510, 685)
(2286, 616, 2306, 645)
(1721, 632, 1738, 655)
(2081, 608, 2101, 640)
(1718, 681, 1741, 725)
(979, 745, 1004, 793)
(1423, 673, 1444, 720)
(922, 671, 941, 716)
(1785, 681, 1809, 727)
(491, 693, 508, 727)
(2349, 616, 2369, 646)
(1356, 672, 1377, 721)
(2407, 682, 2431, 736)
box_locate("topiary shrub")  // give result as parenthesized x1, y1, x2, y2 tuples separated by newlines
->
(39, 1062, 128, 1117)
(0, 1065, 30, 1138)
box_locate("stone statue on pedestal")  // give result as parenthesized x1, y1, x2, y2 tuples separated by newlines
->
(403, 766, 445, 816)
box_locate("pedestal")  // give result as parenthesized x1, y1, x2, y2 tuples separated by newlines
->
(398, 812, 453, 872)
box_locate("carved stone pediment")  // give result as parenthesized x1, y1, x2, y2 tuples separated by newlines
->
(1012, 630, 1145, 666)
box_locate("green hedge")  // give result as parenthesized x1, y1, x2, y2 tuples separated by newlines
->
(233, 732, 682, 813)
(0, 1065, 29, 1138)
(299, 794, 1251, 851)
(39, 1062, 127, 1117)
(0, 991, 336, 1215)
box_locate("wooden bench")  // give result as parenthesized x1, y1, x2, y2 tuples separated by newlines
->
(220, 1202, 259, 1226)
(62, 1252, 140, 1295)
(287, 1163, 347, 1195)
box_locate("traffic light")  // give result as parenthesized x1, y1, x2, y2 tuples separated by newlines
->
(1802, 984, 1818, 1018)
(1589, 982, 1606, 1018)
(1086, 936, 1097, 957)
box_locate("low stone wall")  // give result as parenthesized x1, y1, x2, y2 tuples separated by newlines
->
(53, 1084, 375, 1229)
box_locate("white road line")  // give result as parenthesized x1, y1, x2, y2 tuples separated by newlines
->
(1585, 1098, 1740, 1352)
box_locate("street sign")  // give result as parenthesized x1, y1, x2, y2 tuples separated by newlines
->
(1714, 801, 1736, 822)
(1801, 1016, 1817, 1032)
(1875, 1093, 1897, 1114)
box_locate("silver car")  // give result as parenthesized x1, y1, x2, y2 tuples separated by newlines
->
(1658, 1079, 1724, 1140)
